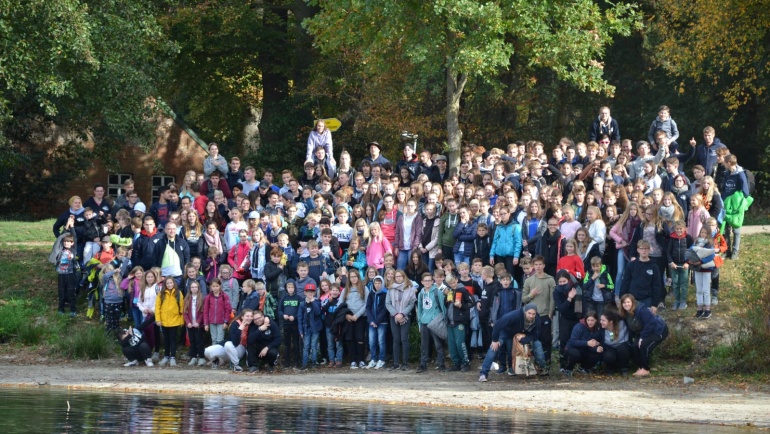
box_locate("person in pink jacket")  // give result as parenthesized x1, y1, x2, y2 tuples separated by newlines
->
(204, 279, 232, 346)
(366, 222, 393, 272)
(228, 229, 252, 282)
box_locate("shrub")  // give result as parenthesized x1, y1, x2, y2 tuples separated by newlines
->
(658, 326, 695, 362)
(57, 325, 116, 360)
(0, 299, 46, 342)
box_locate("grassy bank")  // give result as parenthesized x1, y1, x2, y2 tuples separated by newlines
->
(1, 220, 768, 380)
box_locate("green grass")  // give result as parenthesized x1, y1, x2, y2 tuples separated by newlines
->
(0, 219, 56, 244)
(56, 324, 118, 360)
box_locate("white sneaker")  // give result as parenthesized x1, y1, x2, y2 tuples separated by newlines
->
(145, 359, 154, 367)
(365, 360, 377, 369)
(158, 357, 169, 366)
(170, 358, 177, 367)
(359, 361, 367, 369)
(188, 357, 198, 366)
(123, 360, 138, 367)
(478, 374, 488, 382)
(375, 360, 386, 369)
(198, 358, 207, 366)
(491, 362, 500, 371)
(350, 362, 359, 369)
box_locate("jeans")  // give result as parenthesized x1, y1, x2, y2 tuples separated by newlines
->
(453, 252, 470, 266)
(396, 250, 411, 271)
(671, 266, 689, 305)
(302, 331, 319, 367)
(530, 340, 547, 369)
(422, 253, 435, 273)
(615, 250, 628, 296)
(131, 306, 143, 329)
(480, 332, 511, 376)
(368, 323, 388, 362)
(725, 224, 741, 256)
(326, 328, 344, 363)
(57, 273, 77, 313)
(209, 324, 225, 345)
(447, 323, 469, 367)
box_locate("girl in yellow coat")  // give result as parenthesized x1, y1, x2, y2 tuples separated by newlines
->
(155, 276, 185, 366)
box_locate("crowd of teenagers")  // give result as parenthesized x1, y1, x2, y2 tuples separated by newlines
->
(50, 106, 753, 380)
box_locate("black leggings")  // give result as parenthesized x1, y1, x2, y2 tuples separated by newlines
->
(283, 324, 301, 367)
(187, 326, 205, 358)
(565, 347, 602, 371)
(632, 325, 669, 370)
(161, 326, 180, 358)
(602, 342, 632, 373)
(345, 317, 367, 364)
(558, 316, 579, 368)
(123, 342, 152, 362)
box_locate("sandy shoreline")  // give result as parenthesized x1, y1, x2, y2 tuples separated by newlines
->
(1, 363, 768, 428)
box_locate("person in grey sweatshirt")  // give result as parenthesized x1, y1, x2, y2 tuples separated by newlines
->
(342, 270, 369, 369)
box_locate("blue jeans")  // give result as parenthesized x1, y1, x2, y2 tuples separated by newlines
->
(131, 306, 143, 329)
(326, 328, 343, 363)
(302, 331, 319, 367)
(454, 252, 470, 266)
(530, 340, 547, 369)
(368, 323, 388, 362)
(615, 250, 627, 296)
(396, 250, 411, 271)
(480, 332, 511, 376)
(422, 253, 435, 273)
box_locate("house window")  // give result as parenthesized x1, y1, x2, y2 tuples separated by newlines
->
(107, 173, 133, 198)
(152, 175, 176, 202)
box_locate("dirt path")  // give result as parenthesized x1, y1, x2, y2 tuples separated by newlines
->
(1, 363, 768, 427)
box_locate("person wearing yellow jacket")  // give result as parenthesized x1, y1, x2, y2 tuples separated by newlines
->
(156, 276, 185, 367)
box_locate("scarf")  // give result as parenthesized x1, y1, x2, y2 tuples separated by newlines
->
(659, 205, 675, 222)
(204, 231, 224, 255)
(238, 320, 249, 346)
(141, 227, 157, 238)
(598, 115, 615, 135)
(70, 207, 85, 215)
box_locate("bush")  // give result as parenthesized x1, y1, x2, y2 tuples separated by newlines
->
(57, 325, 117, 360)
(658, 326, 695, 362)
(0, 299, 46, 342)
(17, 323, 47, 345)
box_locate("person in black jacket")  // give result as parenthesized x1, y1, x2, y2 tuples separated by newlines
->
(553, 270, 581, 371)
(131, 216, 164, 271)
(667, 221, 693, 311)
(478, 304, 544, 381)
(151, 222, 190, 282)
(445, 276, 473, 372)
(620, 240, 663, 310)
(117, 317, 156, 367)
(563, 311, 604, 375)
(247, 310, 282, 372)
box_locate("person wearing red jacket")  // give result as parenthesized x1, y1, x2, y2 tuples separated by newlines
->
(228, 229, 252, 282)
(204, 279, 232, 346)
(556, 239, 585, 280)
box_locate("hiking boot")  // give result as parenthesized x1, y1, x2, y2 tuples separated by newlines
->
(702, 310, 712, 319)
(198, 358, 206, 366)
(416, 365, 427, 373)
(695, 310, 703, 318)
(670, 302, 679, 311)
(365, 360, 377, 369)
(145, 359, 154, 367)
(158, 357, 169, 366)
(188, 357, 198, 366)
(327, 361, 335, 368)
(478, 374, 488, 382)
(375, 360, 386, 370)
(169, 358, 177, 367)
(300, 365, 308, 371)
(123, 360, 138, 367)
(657, 302, 666, 311)
(334, 361, 343, 368)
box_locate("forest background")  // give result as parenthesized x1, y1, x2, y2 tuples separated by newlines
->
(1, 0, 769, 216)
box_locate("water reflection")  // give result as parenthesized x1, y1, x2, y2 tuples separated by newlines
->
(0, 388, 757, 433)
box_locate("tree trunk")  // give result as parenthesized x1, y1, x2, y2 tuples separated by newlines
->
(446, 67, 467, 174)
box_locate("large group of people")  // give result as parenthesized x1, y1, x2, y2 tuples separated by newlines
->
(51, 107, 753, 379)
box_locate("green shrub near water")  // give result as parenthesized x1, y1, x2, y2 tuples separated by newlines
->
(56, 325, 117, 360)
(0, 299, 48, 343)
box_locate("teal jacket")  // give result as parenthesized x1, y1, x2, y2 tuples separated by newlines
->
(489, 219, 523, 258)
(723, 192, 753, 229)
(417, 285, 447, 325)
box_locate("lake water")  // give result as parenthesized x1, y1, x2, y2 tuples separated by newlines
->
(0, 388, 758, 433)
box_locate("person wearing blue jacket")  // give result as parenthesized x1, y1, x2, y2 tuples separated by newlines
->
(489, 272, 520, 374)
(562, 311, 603, 375)
(298, 283, 323, 370)
(489, 207, 523, 278)
(452, 207, 477, 265)
(416, 272, 447, 373)
(620, 294, 668, 377)
(689, 127, 727, 177)
(365, 276, 389, 369)
(478, 304, 545, 381)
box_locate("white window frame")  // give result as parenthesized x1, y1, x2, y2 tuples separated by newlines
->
(107, 173, 133, 198)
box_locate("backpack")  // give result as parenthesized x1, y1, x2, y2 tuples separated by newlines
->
(745, 169, 756, 196)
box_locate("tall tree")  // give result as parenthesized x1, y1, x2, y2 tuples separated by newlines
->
(305, 0, 640, 168)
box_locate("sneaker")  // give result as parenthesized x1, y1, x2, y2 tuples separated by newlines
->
(211, 361, 219, 369)
(495, 366, 507, 374)
(350, 362, 359, 370)
(300, 365, 308, 371)
(233, 365, 243, 372)
(158, 357, 169, 366)
(448, 365, 461, 372)
(359, 361, 367, 369)
(400, 364, 409, 371)
(145, 359, 154, 367)
(388, 364, 400, 371)
(680, 302, 688, 310)
(711, 296, 718, 306)
(69, 312, 77, 318)
(123, 360, 138, 367)
(575, 367, 588, 375)
(507, 368, 515, 376)
(461, 364, 470, 372)
(416, 365, 427, 373)
(478, 374, 488, 382)
(152, 352, 160, 362)
(436, 365, 446, 372)
(695, 310, 703, 318)
(198, 358, 206, 367)
(560, 368, 573, 377)
(702, 310, 712, 319)
(266, 365, 274, 373)
(365, 360, 377, 369)
(249, 366, 258, 373)
(491, 362, 500, 371)
(188, 357, 198, 366)
(670, 302, 679, 311)
(375, 360, 386, 370)
(657, 302, 666, 311)
(169, 358, 177, 367)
